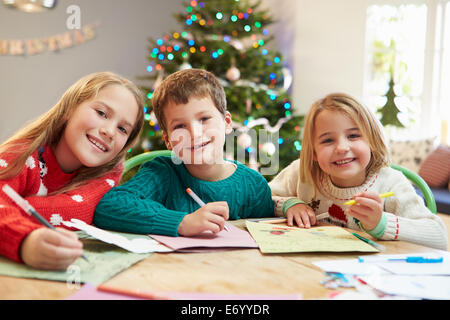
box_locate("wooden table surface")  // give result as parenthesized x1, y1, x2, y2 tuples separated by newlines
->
(0, 220, 442, 300)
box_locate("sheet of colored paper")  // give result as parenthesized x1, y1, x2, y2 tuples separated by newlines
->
(0, 231, 151, 284)
(149, 222, 258, 252)
(67, 283, 302, 300)
(245, 221, 378, 253)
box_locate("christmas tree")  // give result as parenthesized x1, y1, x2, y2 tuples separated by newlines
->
(377, 73, 404, 128)
(127, 0, 303, 181)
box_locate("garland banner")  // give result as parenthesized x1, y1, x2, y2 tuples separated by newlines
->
(0, 23, 98, 56)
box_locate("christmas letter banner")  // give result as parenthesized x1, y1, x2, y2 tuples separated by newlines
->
(0, 24, 97, 56)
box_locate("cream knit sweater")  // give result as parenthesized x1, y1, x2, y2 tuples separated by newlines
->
(269, 159, 448, 251)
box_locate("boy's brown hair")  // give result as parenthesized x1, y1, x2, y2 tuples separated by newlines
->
(152, 68, 227, 132)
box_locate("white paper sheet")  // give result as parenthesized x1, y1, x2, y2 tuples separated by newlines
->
(360, 274, 450, 300)
(313, 251, 450, 276)
(62, 219, 173, 253)
(313, 258, 390, 276)
(358, 252, 450, 276)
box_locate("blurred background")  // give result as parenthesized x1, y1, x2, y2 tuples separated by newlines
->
(1, 0, 449, 180)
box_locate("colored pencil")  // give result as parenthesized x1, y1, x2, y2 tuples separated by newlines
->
(2, 184, 89, 262)
(186, 188, 230, 231)
(97, 284, 170, 300)
(344, 192, 394, 206)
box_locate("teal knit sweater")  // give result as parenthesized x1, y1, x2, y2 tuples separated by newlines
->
(94, 156, 274, 236)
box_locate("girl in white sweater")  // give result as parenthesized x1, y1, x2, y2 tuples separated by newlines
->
(269, 93, 447, 250)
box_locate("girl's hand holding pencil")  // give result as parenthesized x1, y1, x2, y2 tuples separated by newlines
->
(2, 184, 86, 270)
(20, 227, 84, 270)
(345, 191, 392, 231)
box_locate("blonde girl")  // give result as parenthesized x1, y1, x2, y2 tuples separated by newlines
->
(269, 93, 447, 250)
(0, 71, 144, 269)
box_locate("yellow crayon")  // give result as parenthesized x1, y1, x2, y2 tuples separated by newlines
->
(344, 192, 394, 206)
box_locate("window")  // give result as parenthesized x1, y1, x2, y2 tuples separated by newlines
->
(364, 0, 450, 143)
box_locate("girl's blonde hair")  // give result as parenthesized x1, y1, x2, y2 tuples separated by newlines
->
(299, 93, 390, 195)
(0, 71, 144, 193)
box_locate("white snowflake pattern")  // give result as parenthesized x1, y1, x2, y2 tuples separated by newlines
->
(36, 184, 48, 196)
(49, 213, 63, 226)
(25, 156, 35, 169)
(71, 195, 83, 202)
(105, 179, 115, 187)
(0, 159, 8, 168)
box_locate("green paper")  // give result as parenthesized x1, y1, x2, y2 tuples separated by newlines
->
(0, 231, 151, 285)
(246, 221, 378, 253)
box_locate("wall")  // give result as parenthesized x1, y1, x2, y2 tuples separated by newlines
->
(0, 0, 184, 142)
(0, 0, 371, 142)
(293, 0, 368, 114)
(260, 0, 368, 114)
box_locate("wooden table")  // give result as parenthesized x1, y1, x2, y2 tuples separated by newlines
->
(0, 220, 442, 300)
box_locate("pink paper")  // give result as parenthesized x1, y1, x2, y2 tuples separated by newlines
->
(66, 283, 302, 300)
(149, 222, 258, 252)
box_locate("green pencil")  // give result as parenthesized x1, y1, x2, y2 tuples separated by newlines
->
(352, 232, 386, 251)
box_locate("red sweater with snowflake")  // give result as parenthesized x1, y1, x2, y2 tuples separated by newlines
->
(0, 145, 123, 263)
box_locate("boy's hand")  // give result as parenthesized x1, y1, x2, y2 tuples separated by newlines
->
(285, 203, 316, 228)
(345, 191, 383, 231)
(177, 201, 229, 236)
(20, 228, 83, 270)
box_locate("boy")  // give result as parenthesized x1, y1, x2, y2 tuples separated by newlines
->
(94, 69, 274, 236)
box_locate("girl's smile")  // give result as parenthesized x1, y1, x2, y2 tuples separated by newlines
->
(332, 157, 356, 166)
(86, 134, 109, 152)
(313, 109, 371, 187)
(55, 84, 139, 172)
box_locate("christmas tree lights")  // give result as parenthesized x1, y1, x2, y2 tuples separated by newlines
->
(129, 0, 304, 180)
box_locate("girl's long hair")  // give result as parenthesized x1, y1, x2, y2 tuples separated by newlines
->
(299, 93, 390, 195)
(0, 71, 144, 193)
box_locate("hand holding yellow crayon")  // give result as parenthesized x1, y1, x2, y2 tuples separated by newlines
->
(344, 192, 394, 206)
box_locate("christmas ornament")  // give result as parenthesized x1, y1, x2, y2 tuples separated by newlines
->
(282, 67, 293, 91)
(179, 61, 192, 70)
(261, 142, 276, 156)
(226, 65, 241, 82)
(141, 139, 152, 150)
(237, 133, 252, 149)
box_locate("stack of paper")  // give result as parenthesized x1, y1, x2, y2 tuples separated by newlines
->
(313, 251, 450, 300)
